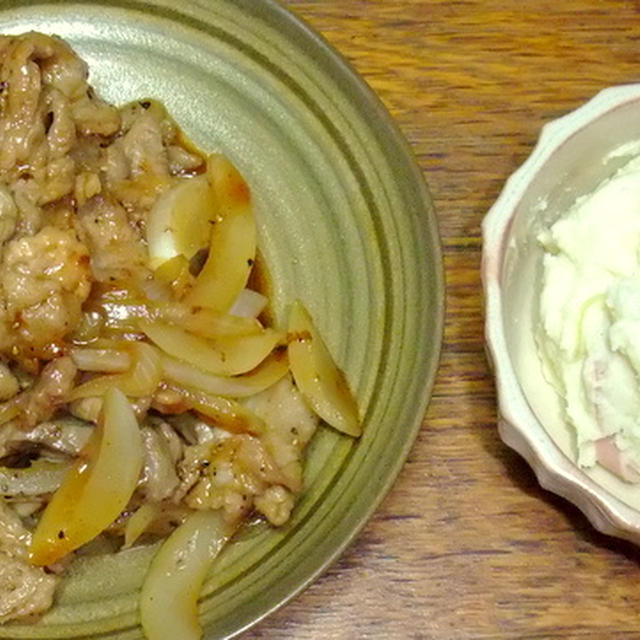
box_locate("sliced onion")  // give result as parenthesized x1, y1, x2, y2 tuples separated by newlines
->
(159, 305, 262, 339)
(139, 277, 173, 304)
(153, 255, 193, 298)
(69, 342, 161, 400)
(287, 300, 360, 437)
(0, 400, 19, 425)
(141, 320, 283, 377)
(30, 388, 143, 566)
(154, 255, 189, 283)
(72, 311, 105, 344)
(185, 156, 255, 313)
(70, 348, 131, 373)
(171, 386, 265, 436)
(0, 460, 72, 496)
(161, 351, 288, 398)
(140, 509, 233, 640)
(229, 288, 267, 319)
(146, 174, 218, 269)
(123, 503, 160, 550)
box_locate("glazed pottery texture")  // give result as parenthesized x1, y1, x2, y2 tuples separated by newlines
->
(0, 1, 444, 638)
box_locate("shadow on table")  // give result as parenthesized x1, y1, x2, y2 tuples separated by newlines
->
(477, 386, 640, 565)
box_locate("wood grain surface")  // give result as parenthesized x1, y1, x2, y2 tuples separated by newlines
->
(245, 2, 640, 639)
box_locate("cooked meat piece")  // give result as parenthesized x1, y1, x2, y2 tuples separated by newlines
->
(0, 553, 58, 623)
(37, 87, 77, 205)
(75, 195, 149, 282)
(0, 32, 120, 235)
(244, 375, 318, 492)
(0, 33, 53, 174)
(167, 145, 204, 175)
(101, 140, 129, 184)
(45, 88, 75, 158)
(107, 175, 173, 226)
(17, 417, 92, 456)
(176, 432, 289, 525)
(122, 111, 169, 178)
(165, 412, 217, 446)
(0, 496, 29, 557)
(0, 499, 58, 623)
(0, 415, 91, 461)
(73, 171, 101, 206)
(0, 35, 78, 198)
(139, 425, 180, 502)
(19, 356, 77, 429)
(11, 178, 43, 237)
(0, 184, 17, 244)
(253, 485, 294, 527)
(35, 35, 87, 101)
(119, 100, 176, 145)
(70, 92, 120, 137)
(156, 419, 183, 463)
(0, 227, 91, 363)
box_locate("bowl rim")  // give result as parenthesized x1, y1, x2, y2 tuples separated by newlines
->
(482, 82, 640, 544)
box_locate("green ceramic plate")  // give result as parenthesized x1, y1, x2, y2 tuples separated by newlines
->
(0, 1, 443, 638)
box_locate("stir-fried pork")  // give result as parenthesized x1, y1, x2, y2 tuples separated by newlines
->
(0, 500, 58, 623)
(0, 30, 334, 627)
(0, 229, 90, 364)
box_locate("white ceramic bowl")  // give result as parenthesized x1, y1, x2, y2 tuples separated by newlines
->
(483, 84, 640, 544)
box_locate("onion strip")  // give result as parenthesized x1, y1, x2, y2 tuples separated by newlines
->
(70, 348, 131, 373)
(0, 400, 19, 426)
(141, 320, 283, 377)
(140, 509, 233, 640)
(159, 305, 262, 339)
(184, 156, 255, 313)
(29, 388, 143, 565)
(161, 351, 288, 398)
(69, 342, 161, 400)
(229, 288, 267, 319)
(171, 386, 265, 436)
(288, 300, 360, 437)
(123, 503, 160, 550)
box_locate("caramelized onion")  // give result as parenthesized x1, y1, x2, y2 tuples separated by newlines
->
(171, 386, 265, 436)
(141, 321, 282, 377)
(159, 305, 262, 339)
(70, 347, 131, 373)
(30, 388, 143, 565)
(185, 156, 255, 313)
(146, 174, 218, 269)
(161, 351, 288, 398)
(69, 342, 161, 399)
(288, 300, 360, 437)
(123, 503, 160, 549)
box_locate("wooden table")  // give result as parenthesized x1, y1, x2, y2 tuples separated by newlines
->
(247, 2, 640, 638)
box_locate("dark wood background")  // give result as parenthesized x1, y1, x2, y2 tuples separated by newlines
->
(246, 1, 640, 638)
